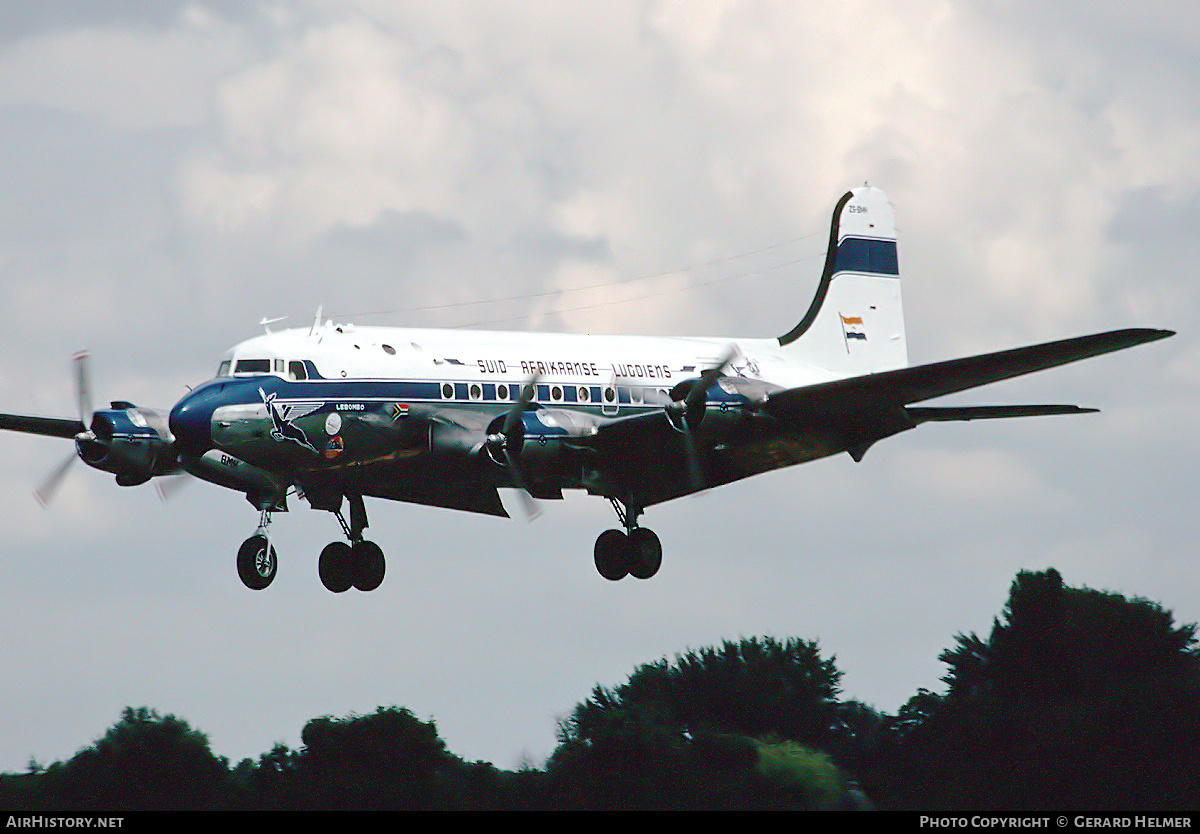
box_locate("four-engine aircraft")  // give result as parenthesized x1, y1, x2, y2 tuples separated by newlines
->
(0, 187, 1173, 591)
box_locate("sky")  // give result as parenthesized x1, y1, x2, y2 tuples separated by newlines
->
(0, 1, 1196, 772)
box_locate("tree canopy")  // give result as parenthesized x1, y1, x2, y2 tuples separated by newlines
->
(893, 569, 1200, 810)
(2, 568, 1196, 811)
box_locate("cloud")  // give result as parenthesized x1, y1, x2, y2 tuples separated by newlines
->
(0, 8, 249, 131)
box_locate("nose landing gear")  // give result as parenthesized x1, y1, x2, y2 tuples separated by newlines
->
(237, 508, 278, 590)
(594, 498, 662, 581)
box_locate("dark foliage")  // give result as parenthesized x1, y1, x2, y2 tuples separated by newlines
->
(3, 570, 1196, 811)
(559, 636, 842, 748)
(547, 636, 857, 809)
(889, 568, 1200, 810)
(31, 707, 230, 811)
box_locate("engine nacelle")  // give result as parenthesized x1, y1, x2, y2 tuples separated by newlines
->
(665, 375, 780, 432)
(483, 408, 598, 497)
(76, 404, 176, 486)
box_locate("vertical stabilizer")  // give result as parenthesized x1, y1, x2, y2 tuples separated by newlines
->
(778, 186, 907, 374)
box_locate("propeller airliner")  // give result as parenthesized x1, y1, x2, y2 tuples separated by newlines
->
(0, 186, 1173, 592)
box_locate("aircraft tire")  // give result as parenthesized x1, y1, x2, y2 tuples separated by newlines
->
(627, 528, 662, 580)
(351, 540, 386, 592)
(594, 529, 630, 581)
(237, 535, 277, 590)
(319, 541, 353, 593)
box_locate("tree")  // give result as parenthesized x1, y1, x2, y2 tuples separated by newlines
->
(41, 707, 230, 810)
(894, 569, 1200, 810)
(287, 706, 457, 810)
(561, 636, 843, 748)
(549, 636, 855, 809)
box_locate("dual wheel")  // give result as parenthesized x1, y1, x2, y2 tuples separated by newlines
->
(235, 535, 386, 592)
(319, 540, 386, 593)
(594, 527, 662, 581)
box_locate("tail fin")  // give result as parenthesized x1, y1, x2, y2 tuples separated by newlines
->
(778, 186, 907, 374)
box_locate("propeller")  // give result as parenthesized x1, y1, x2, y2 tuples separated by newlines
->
(666, 346, 738, 492)
(34, 452, 77, 508)
(486, 374, 542, 520)
(35, 351, 93, 507)
(154, 473, 192, 502)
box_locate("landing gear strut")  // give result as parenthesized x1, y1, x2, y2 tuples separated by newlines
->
(594, 498, 662, 581)
(237, 507, 278, 590)
(319, 494, 386, 593)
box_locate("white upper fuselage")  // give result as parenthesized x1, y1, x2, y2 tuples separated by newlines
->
(223, 322, 841, 398)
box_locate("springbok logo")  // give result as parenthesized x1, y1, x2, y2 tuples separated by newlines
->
(259, 388, 321, 455)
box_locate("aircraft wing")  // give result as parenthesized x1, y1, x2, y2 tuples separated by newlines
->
(764, 328, 1172, 418)
(579, 328, 1172, 507)
(0, 414, 85, 439)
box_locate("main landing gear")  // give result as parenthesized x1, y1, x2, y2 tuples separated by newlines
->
(594, 498, 663, 581)
(318, 494, 385, 593)
(235, 496, 387, 592)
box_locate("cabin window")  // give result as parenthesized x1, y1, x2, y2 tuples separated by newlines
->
(469, 383, 482, 400)
(382, 344, 396, 355)
(497, 383, 510, 401)
(578, 386, 590, 402)
(441, 383, 454, 400)
(551, 385, 563, 402)
(288, 361, 307, 381)
(234, 358, 271, 375)
(604, 386, 616, 403)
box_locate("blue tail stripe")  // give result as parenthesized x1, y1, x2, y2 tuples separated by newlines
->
(835, 237, 898, 276)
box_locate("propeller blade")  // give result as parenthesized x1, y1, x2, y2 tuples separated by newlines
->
(34, 452, 77, 507)
(681, 427, 707, 493)
(684, 346, 738, 416)
(503, 372, 541, 437)
(73, 351, 93, 424)
(155, 473, 193, 502)
(499, 373, 542, 520)
(503, 447, 542, 520)
(674, 346, 735, 492)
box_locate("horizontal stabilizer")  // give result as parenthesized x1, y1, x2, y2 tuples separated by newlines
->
(906, 405, 1097, 423)
(766, 328, 1173, 418)
(0, 413, 85, 439)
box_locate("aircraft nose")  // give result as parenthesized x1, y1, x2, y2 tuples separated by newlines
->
(169, 386, 217, 455)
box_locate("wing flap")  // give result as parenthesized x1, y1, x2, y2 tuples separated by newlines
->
(365, 479, 510, 517)
(906, 404, 1098, 422)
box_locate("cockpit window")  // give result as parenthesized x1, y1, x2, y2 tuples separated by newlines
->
(233, 358, 271, 375)
(217, 360, 231, 377)
(288, 361, 308, 381)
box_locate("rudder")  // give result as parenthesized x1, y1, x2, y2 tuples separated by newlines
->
(778, 186, 908, 374)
